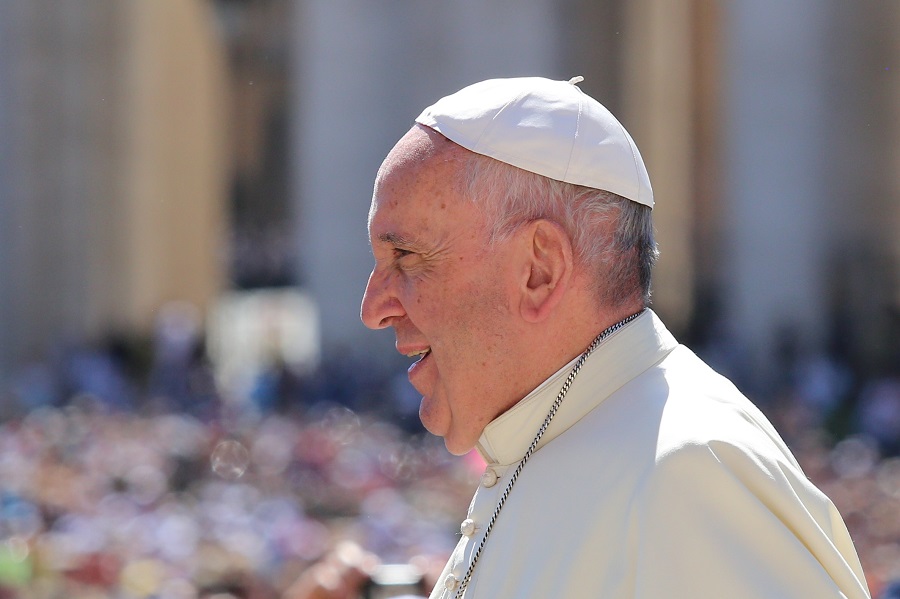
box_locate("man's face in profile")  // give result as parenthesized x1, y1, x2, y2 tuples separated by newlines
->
(361, 127, 523, 455)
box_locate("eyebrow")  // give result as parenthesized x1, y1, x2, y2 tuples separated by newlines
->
(377, 232, 420, 248)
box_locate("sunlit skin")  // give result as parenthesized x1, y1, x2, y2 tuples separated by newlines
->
(361, 125, 639, 455)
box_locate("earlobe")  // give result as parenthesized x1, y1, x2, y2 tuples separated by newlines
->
(519, 220, 573, 323)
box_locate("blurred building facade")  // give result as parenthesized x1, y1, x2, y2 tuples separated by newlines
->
(0, 0, 897, 398)
(291, 0, 711, 370)
(0, 0, 229, 383)
(290, 0, 900, 394)
(723, 1, 900, 390)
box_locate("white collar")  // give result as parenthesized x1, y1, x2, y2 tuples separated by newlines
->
(475, 310, 678, 466)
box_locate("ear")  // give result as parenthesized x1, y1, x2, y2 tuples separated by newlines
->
(518, 220, 574, 323)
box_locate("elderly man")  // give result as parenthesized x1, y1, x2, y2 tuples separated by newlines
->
(360, 77, 870, 599)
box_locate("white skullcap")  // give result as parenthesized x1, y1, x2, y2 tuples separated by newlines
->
(415, 76, 654, 208)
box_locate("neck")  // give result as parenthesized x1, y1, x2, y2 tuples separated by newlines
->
(496, 305, 647, 420)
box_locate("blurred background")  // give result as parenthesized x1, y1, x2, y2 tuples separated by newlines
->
(0, 0, 897, 597)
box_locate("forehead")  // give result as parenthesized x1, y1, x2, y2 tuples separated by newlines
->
(368, 127, 476, 237)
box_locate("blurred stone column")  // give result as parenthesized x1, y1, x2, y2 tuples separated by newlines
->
(620, 0, 698, 334)
(722, 1, 832, 388)
(0, 2, 23, 382)
(121, 0, 230, 330)
(291, 0, 562, 363)
(887, 0, 900, 361)
(0, 2, 127, 371)
(821, 1, 900, 373)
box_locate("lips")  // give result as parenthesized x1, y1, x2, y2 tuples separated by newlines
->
(406, 347, 431, 361)
(406, 348, 431, 377)
(404, 346, 433, 388)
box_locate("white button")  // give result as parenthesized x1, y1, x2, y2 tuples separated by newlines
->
(444, 573, 460, 591)
(460, 518, 476, 537)
(481, 468, 498, 488)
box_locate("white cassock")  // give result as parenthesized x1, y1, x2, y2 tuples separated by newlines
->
(429, 310, 870, 599)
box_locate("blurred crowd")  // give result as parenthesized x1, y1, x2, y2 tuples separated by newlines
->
(0, 400, 480, 599)
(0, 313, 898, 598)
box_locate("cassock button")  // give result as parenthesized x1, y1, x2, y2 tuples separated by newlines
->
(460, 518, 476, 537)
(481, 468, 498, 488)
(444, 574, 460, 591)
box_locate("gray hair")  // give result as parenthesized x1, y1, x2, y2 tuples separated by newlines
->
(460, 152, 658, 308)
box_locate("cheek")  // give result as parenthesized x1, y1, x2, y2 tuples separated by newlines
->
(406, 254, 516, 345)
(463, 262, 516, 322)
(447, 282, 514, 358)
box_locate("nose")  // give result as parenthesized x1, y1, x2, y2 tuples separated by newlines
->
(360, 267, 406, 329)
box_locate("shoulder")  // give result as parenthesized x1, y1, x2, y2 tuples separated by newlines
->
(636, 407, 831, 534)
(591, 343, 815, 504)
(549, 342, 806, 493)
(650, 345, 798, 466)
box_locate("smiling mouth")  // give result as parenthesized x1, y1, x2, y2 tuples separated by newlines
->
(406, 348, 431, 362)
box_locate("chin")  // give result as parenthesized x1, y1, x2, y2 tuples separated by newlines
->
(419, 396, 476, 455)
(442, 433, 477, 457)
(418, 396, 447, 435)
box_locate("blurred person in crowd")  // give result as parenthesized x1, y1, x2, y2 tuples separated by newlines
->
(856, 375, 900, 456)
(282, 542, 374, 599)
(282, 542, 442, 599)
(148, 301, 219, 416)
(357, 76, 871, 598)
(882, 581, 900, 599)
